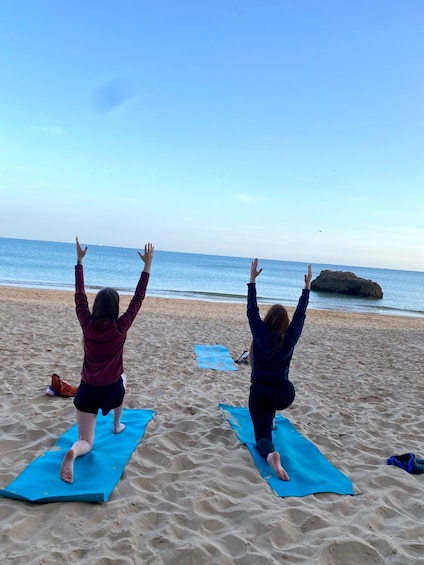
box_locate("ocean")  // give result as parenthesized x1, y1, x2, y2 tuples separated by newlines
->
(1, 238, 423, 318)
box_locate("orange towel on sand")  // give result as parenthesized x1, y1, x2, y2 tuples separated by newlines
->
(49, 374, 79, 397)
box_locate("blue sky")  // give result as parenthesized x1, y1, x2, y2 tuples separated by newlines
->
(1, 1, 423, 271)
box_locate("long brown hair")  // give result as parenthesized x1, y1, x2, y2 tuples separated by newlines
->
(249, 304, 289, 363)
(263, 304, 289, 335)
(92, 287, 120, 321)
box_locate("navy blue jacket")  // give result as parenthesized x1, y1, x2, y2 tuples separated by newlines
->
(247, 283, 309, 385)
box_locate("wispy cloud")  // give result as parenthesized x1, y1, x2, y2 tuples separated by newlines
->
(33, 181, 67, 191)
(32, 126, 66, 136)
(232, 193, 254, 203)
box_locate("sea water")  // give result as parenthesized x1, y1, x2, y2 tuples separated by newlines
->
(0, 238, 423, 317)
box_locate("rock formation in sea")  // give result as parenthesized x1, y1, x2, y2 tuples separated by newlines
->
(311, 270, 383, 298)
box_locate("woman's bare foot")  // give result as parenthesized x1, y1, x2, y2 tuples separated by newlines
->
(113, 422, 126, 434)
(267, 451, 289, 481)
(60, 449, 76, 483)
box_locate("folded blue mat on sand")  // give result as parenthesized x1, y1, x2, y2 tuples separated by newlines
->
(219, 404, 355, 497)
(194, 344, 237, 371)
(0, 408, 155, 503)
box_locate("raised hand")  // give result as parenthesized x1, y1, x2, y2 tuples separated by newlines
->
(304, 264, 312, 289)
(138, 243, 154, 273)
(250, 258, 263, 283)
(75, 237, 88, 264)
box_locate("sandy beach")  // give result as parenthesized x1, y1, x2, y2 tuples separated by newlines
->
(1, 285, 424, 564)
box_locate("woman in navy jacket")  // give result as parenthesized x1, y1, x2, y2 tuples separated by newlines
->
(247, 259, 312, 480)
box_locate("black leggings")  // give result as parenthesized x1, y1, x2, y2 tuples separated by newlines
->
(248, 380, 295, 460)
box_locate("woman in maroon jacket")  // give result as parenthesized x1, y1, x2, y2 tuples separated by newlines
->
(60, 237, 154, 483)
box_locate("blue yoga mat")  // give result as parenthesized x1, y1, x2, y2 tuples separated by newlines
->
(0, 408, 155, 503)
(194, 344, 237, 371)
(219, 404, 355, 497)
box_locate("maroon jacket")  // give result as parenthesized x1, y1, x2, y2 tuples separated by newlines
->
(75, 263, 150, 386)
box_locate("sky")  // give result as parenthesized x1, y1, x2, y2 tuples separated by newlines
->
(0, 1, 423, 271)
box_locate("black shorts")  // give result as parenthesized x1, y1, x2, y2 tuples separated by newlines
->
(74, 376, 125, 416)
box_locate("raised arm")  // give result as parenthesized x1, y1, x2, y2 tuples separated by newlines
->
(74, 237, 90, 328)
(284, 264, 312, 346)
(117, 243, 155, 333)
(247, 258, 267, 344)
